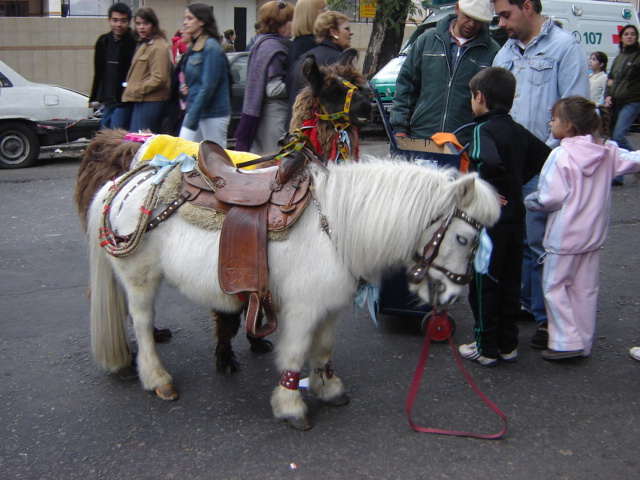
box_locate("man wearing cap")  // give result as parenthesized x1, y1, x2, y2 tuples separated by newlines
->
(391, 0, 500, 144)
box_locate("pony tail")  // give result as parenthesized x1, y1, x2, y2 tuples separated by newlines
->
(597, 105, 611, 141)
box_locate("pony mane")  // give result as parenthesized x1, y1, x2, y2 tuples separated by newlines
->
(74, 129, 141, 229)
(312, 158, 461, 279)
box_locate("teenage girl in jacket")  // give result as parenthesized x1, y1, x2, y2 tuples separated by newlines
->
(178, 3, 231, 147)
(525, 96, 640, 360)
(122, 7, 171, 133)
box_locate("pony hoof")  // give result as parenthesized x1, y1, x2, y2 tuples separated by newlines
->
(216, 355, 241, 374)
(215, 343, 240, 373)
(155, 383, 179, 401)
(283, 416, 313, 431)
(327, 393, 350, 407)
(116, 364, 138, 380)
(247, 334, 274, 353)
(153, 327, 173, 343)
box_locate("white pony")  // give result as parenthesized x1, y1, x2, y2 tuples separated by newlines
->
(85, 158, 500, 430)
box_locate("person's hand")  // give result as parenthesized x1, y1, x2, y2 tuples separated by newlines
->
(605, 96, 613, 108)
(497, 194, 508, 206)
(179, 84, 189, 96)
(395, 132, 408, 138)
(606, 78, 613, 87)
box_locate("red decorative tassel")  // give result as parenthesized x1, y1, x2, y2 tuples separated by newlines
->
(302, 118, 323, 155)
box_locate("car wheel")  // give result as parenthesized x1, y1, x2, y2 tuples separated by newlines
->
(0, 123, 40, 169)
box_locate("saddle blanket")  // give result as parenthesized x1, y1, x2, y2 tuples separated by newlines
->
(111, 134, 285, 238)
(128, 133, 260, 170)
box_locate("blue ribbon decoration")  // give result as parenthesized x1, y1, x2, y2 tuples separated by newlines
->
(473, 228, 493, 275)
(355, 282, 380, 327)
(149, 152, 195, 184)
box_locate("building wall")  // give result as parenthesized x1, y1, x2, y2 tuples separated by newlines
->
(0, 0, 418, 95)
(0, 17, 102, 93)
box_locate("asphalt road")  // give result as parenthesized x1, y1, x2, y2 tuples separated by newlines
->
(1, 136, 639, 479)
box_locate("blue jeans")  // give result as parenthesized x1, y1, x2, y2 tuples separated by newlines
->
(130, 101, 167, 133)
(521, 175, 548, 325)
(100, 104, 133, 130)
(612, 101, 640, 183)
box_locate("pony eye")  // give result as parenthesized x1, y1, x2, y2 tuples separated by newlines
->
(456, 234, 468, 246)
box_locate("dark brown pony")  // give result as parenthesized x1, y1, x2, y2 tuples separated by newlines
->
(290, 49, 372, 161)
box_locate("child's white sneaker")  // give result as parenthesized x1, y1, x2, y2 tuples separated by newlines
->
(459, 342, 497, 367)
(499, 348, 518, 363)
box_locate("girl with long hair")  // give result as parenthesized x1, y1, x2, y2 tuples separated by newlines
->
(588, 51, 608, 104)
(178, 3, 231, 146)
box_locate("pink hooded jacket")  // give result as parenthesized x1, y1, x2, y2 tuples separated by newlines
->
(525, 135, 640, 254)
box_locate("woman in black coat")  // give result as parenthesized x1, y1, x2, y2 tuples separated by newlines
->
(286, 10, 353, 117)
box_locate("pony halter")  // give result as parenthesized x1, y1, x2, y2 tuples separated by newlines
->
(316, 79, 358, 162)
(408, 208, 483, 286)
(316, 79, 357, 130)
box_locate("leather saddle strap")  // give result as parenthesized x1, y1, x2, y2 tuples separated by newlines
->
(219, 205, 275, 337)
(236, 147, 329, 175)
(145, 194, 189, 233)
(235, 153, 279, 169)
(246, 291, 277, 338)
(219, 205, 268, 295)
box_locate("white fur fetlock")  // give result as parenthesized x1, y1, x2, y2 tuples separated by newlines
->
(309, 360, 347, 405)
(271, 371, 311, 430)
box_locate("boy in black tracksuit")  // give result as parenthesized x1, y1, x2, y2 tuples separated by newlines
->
(459, 67, 550, 366)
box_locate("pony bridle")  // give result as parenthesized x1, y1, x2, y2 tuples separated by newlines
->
(316, 79, 357, 130)
(407, 208, 483, 286)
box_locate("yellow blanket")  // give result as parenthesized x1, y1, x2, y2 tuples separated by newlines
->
(140, 134, 260, 170)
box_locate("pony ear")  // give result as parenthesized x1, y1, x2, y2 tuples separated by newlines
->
(453, 174, 477, 209)
(302, 54, 324, 96)
(337, 48, 359, 67)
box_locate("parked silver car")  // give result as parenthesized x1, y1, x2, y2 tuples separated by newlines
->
(0, 60, 99, 168)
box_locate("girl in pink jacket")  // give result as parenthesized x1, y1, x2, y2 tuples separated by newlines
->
(525, 96, 640, 360)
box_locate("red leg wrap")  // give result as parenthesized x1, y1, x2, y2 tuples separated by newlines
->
(280, 370, 300, 390)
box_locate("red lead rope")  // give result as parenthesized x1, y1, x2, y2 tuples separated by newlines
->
(406, 310, 508, 439)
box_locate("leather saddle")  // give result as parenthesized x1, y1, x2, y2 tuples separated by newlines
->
(179, 140, 314, 338)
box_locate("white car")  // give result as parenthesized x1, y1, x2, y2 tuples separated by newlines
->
(0, 60, 99, 168)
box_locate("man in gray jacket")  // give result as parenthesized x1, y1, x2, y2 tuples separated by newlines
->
(491, 0, 589, 351)
(390, 0, 499, 144)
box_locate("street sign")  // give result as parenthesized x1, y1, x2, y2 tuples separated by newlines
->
(360, 0, 377, 18)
